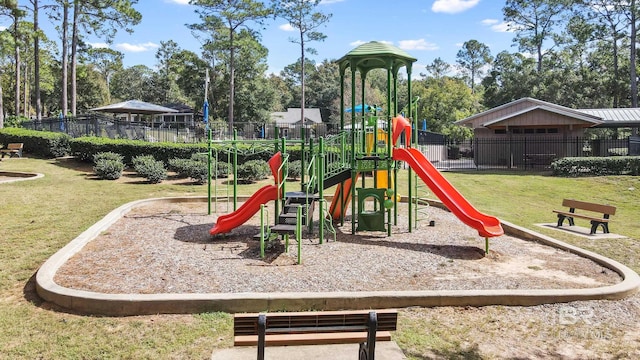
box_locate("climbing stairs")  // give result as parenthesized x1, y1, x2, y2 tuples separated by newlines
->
(270, 192, 318, 235)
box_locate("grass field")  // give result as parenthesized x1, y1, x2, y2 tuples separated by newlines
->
(0, 157, 639, 359)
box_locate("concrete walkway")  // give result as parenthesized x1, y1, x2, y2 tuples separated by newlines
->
(211, 341, 407, 360)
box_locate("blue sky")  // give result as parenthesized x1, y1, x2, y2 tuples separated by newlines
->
(7, 0, 516, 77)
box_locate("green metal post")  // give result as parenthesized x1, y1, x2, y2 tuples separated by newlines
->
(485, 237, 489, 255)
(207, 127, 212, 215)
(309, 137, 315, 233)
(301, 127, 306, 192)
(233, 129, 238, 211)
(297, 205, 302, 264)
(260, 204, 265, 258)
(318, 137, 325, 244)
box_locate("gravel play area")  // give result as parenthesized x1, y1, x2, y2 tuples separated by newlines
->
(53, 201, 621, 295)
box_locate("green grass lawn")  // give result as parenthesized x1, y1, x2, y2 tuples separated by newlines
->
(1, 157, 639, 359)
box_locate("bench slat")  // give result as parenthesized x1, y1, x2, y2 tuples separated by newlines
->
(234, 331, 392, 346)
(234, 310, 397, 336)
(561, 199, 616, 215)
(552, 210, 611, 222)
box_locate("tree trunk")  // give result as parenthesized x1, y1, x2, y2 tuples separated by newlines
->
(0, 81, 4, 128)
(300, 31, 305, 130)
(71, 0, 79, 116)
(631, 0, 638, 108)
(633, 0, 639, 136)
(228, 27, 234, 135)
(23, 62, 28, 117)
(34, 0, 42, 119)
(14, 17, 20, 117)
(61, 1, 68, 115)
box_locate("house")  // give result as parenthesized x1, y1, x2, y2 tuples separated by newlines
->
(156, 103, 200, 128)
(455, 97, 640, 166)
(269, 108, 325, 138)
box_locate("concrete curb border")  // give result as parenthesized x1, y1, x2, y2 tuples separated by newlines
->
(0, 171, 44, 184)
(36, 196, 640, 316)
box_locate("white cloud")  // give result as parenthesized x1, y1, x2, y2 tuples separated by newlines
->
(320, 0, 345, 4)
(88, 42, 109, 49)
(398, 39, 439, 51)
(0, 26, 6, 31)
(432, 0, 480, 14)
(481, 19, 498, 26)
(350, 40, 394, 48)
(279, 23, 295, 32)
(115, 42, 160, 53)
(481, 19, 516, 33)
(165, 0, 190, 4)
(491, 22, 513, 32)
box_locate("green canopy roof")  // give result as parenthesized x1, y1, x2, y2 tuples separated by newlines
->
(336, 41, 417, 76)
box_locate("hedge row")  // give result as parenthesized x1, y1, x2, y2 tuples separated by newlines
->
(0, 128, 71, 158)
(69, 136, 305, 165)
(551, 156, 640, 176)
(0, 129, 336, 166)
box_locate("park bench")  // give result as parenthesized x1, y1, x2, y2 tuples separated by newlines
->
(553, 199, 616, 234)
(234, 309, 398, 360)
(0, 143, 23, 158)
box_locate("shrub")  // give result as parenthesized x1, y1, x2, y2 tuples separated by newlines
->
(168, 158, 192, 176)
(0, 128, 71, 158)
(551, 156, 640, 177)
(94, 159, 124, 180)
(237, 159, 269, 183)
(133, 155, 167, 184)
(93, 151, 124, 163)
(132, 154, 156, 169)
(186, 160, 208, 184)
(288, 160, 302, 180)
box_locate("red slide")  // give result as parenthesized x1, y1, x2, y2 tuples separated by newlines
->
(209, 185, 279, 235)
(210, 152, 283, 235)
(393, 147, 504, 238)
(328, 173, 360, 220)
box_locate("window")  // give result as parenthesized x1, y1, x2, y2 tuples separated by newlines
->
(494, 129, 507, 134)
(524, 129, 535, 134)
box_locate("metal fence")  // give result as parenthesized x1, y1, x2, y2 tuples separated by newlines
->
(418, 136, 637, 171)
(19, 115, 637, 171)
(21, 114, 339, 143)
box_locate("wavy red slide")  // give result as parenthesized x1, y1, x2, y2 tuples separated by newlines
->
(209, 184, 279, 235)
(210, 152, 283, 235)
(393, 147, 504, 238)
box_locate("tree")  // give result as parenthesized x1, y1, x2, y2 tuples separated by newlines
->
(155, 40, 181, 103)
(86, 47, 123, 104)
(0, 0, 18, 127)
(69, 0, 141, 115)
(423, 57, 451, 80)
(110, 65, 155, 103)
(583, 0, 628, 107)
(275, 0, 331, 127)
(456, 40, 491, 93)
(503, 0, 572, 72)
(189, 0, 272, 134)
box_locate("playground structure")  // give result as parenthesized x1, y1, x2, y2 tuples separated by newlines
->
(207, 41, 503, 261)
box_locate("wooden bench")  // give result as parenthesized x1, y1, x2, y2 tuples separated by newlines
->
(234, 309, 398, 360)
(0, 143, 23, 158)
(553, 199, 616, 234)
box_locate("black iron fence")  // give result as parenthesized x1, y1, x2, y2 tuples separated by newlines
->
(418, 136, 637, 170)
(18, 115, 637, 171)
(21, 114, 339, 143)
